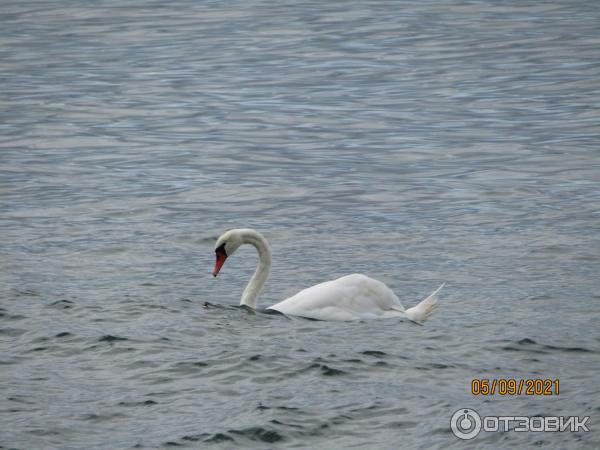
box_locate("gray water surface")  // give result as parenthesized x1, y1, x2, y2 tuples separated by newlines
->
(1, 1, 599, 448)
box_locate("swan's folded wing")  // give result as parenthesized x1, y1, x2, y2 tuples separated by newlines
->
(267, 274, 405, 321)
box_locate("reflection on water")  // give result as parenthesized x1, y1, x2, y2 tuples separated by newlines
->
(1, 0, 599, 448)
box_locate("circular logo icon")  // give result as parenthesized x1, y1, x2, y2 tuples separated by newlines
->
(450, 408, 482, 440)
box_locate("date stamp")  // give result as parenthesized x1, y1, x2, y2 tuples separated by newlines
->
(471, 378, 559, 396)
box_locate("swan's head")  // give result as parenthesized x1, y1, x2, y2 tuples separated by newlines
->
(212, 229, 243, 277)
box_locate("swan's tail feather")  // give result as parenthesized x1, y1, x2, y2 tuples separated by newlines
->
(404, 283, 444, 323)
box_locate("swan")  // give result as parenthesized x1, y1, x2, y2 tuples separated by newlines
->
(212, 228, 443, 322)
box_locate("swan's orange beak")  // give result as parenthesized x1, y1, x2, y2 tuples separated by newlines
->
(213, 247, 227, 277)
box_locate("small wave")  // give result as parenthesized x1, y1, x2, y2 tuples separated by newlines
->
(47, 299, 74, 309)
(543, 344, 592, 353)
(14, 289, 39, 297)
(360, 350, 387, 357)
(177, 426, 284, 445)
(202, 302, 245, 312)
(203, 433, 234, 443)
(229, 426, 284, 443)
(179, 432, 234, 443)
(167, 360, 209, 374)
(80, 412, 127, 422)
(55, 331, 72, 338)
(118, 400, 157, 407)
(270, 419, 304, 429)
(502, 338, 594, 354)
(416, 362, 454, 370)
(204, 433, 234, 442)
(98, 334, 128, 342)
(255, 404, 306, 415)
(302, 363, 346, 376)
(29, 346, 48, 352)
(0, 327, 26, 337)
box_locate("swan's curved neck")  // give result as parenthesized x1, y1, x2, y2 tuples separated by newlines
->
(239, 230, 271, 309)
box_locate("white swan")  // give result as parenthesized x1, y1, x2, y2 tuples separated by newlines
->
(212, 228, 443, 322)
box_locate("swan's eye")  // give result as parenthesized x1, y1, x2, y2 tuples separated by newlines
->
(216, 243, 227, 256)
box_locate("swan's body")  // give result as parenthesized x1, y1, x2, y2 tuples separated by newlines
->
(212, 228, 442, 322)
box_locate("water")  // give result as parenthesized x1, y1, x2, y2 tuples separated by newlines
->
(1, 0, 599, 448)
